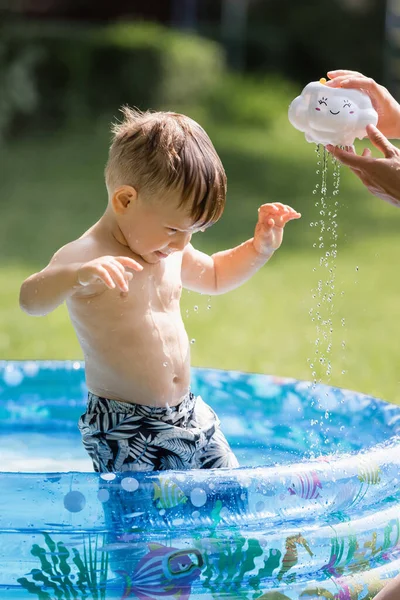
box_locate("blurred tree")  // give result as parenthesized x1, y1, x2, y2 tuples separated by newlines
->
(0, 0, 171, 21)
(0, 0, 388, 92)
(386, 0, 400, 99)
(0, 23, 42, 141)
(221, 0, 249, 70)
(171, 0, 198, 30)
(246, 0, 386, 84)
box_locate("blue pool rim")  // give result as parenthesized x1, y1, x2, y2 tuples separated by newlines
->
(1, 361, 400, 599)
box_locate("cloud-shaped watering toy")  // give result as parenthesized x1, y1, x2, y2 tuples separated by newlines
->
(288, 80, 378, 146)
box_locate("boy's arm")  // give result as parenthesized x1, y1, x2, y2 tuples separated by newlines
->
(182, 203, 300, 295)
(20, 241, 143, 316)
(182, 240, 272, 295)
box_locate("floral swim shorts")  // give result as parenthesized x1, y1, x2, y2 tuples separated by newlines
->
(78, 392, 239, 473)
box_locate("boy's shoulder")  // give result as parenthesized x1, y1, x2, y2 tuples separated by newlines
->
(50, 230, 106, 266)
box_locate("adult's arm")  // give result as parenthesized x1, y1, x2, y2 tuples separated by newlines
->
(373, 574, 400, 600)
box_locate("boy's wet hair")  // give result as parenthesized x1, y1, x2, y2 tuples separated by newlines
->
(105, 107, 227, 227)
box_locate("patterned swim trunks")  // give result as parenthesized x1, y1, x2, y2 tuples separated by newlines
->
(78, 392, 239, 473)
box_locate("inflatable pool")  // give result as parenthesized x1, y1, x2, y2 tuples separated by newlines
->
(1, 361, 399, 599)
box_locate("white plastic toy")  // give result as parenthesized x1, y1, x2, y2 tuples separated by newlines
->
(288, 78, 378, 146)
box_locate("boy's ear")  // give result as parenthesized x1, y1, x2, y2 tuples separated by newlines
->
(112, 185, 138, 214)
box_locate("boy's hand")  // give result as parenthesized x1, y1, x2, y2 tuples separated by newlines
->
(77, 256, 143, 292)
(253, 203, 301, 256)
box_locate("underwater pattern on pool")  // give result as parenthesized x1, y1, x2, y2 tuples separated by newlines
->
(0, 361, 399, 599)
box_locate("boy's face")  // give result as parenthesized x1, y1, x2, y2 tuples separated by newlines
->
(120, 188, 205, 264)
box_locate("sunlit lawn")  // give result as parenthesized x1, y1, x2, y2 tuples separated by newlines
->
(2, 107, 400, 404)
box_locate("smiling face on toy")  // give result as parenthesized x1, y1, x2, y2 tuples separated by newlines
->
(310, 93, 357, 131)
(288, 81, 378, 146)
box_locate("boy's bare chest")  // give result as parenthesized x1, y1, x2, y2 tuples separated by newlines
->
(143, 267, 182, 310)
(109, 254, 183, 312)
(70, 254, 184, 323)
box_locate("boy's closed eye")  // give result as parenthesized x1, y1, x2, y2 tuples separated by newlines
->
(166, 226, 207, 235)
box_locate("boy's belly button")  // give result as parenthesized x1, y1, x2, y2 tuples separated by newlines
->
(172, 375, 179, 383)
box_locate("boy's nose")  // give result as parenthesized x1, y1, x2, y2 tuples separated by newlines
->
(170, 232, 192, 251)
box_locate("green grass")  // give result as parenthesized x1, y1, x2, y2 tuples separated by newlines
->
(2, 106, 400, 404)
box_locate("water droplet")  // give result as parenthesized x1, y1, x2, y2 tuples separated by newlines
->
(163, 362, 168, 367)
(190, 339, 196, 344)
(194, 305, 198, 312)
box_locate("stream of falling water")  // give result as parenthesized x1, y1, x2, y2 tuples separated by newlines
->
(308, 146, 343, 387)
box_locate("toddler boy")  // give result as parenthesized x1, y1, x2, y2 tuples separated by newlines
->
(20, 108, 300, 472)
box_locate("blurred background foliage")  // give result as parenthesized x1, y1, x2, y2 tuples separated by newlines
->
(1, 0, 400, 404)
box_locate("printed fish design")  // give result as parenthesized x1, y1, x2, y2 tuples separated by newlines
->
(257, 593, 292, 599)
(288, 470, 322, 499)
(153, 478, 188, 510)
(117, 542, 203, 600)
(357, 461, 381, 485)
(336, 579, 353, 600)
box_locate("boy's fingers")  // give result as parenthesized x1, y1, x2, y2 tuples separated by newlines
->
(115, 256, 144, 271)
(281, 213, 301, 225)
(103, 263, 128, 291)
(366, 124, 397, 158)
(96, 266, 116, 289)
(268, 213, 299, 228)
(109, 259, 126, 276)
(259, 203, 279, 213)
(260, 204, 297, 215)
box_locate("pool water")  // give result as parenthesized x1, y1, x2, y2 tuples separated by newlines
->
(1, 361, 400, 599)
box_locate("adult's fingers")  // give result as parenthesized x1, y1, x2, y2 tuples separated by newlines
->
(362, 147, 372, 158)
(366, 124, 397, 158)
(326, 145, 371, 169)
(327, 69, 363, 79)
(327, 76, 374, 92)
